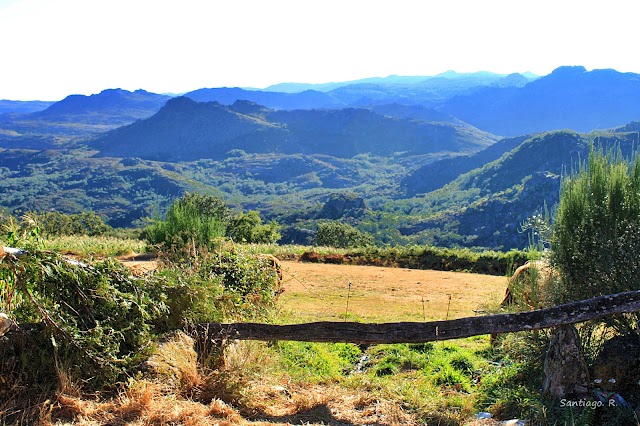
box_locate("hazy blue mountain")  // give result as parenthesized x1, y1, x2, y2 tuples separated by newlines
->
(30, 88, 171, 124)
(490, 73, 530, 88)
(89, 97, 499, 162)
(262, 82, 348, 93)
(325, 72, 533, 107)
(441, 66, 640, 136)
(191, 72, 535, 110)
(0, 89, 172, 146)
(369, 103, 465, 124)
(0, 100, 54, 115)
(263, 73, 480, 93)
(184, 87, 345, 110)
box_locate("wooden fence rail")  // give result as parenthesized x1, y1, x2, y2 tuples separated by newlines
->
(194, 290, 640, 345)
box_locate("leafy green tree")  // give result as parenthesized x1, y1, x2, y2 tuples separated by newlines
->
(228, 210, 280, 243)
(315, 221, 374, 248)
(32, 211, 111, 236)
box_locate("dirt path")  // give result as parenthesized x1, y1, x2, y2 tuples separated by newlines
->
(278, 261, 508, 323)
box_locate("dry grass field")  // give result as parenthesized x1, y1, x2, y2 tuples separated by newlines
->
(278, 260, 509, 323)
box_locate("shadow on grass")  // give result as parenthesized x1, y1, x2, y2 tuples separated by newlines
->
(248, 403, 365, 425)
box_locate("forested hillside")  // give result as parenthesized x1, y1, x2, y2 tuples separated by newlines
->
(2, 68, 640, 249)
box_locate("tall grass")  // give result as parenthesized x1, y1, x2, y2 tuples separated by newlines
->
(43, 234, 147, 257)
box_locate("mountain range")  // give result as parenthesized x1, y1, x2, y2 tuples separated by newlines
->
(2, 66, 640, 249)
(88, 97, 497, 162)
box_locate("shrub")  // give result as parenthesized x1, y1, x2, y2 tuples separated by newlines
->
(145, 193, 226, 250)
(551, 146, 640, 332)
(146, 194, 281, 250)
(227, 210, 280, 244)
(157, 245, 283, 328)
(0, 251, 168, 391)
(315, 221, 374, 248)
(31, 211, 111, 236)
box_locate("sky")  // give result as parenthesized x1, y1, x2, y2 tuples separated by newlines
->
(0, 0, 637, 101)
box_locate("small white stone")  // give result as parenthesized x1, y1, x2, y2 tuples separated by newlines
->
(0, 313, 10, 336)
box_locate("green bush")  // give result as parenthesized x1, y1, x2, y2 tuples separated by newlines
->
(145, 193, 226, 250)
(146, 193, 281, 250)
(228, 210, 280, 244)
(315, 221, 374, 248)
(551, 146, 640, 331)
(157, 245, 282, 327)
(0, 251, 167, 391)
(31, 211, 111, 236)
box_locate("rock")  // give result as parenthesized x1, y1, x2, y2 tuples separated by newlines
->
(543, 324, 590, 398)
(272, 385, 292, 398)
(0, 313, 11, 337)
(476, 411, 492, 419)
(317, 193, 367, 220)
(591, 333, 640, 405)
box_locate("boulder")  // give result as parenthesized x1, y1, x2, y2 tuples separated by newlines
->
(543, 324, 590, 398)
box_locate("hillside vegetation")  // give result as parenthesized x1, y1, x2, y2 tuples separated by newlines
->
(1, 67, 640, 251)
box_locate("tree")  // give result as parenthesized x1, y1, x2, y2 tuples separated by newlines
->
(548, 145, 640, 387)
(315, 221, 374, 248)
(228, 210, 281, 243)
(32, 211, 111, 236)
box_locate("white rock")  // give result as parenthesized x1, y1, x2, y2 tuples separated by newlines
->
(0, 312, 11, 336)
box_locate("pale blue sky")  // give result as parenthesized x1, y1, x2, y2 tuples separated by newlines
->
(0, 0, 636, 100)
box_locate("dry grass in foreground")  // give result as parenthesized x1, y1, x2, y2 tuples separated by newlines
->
(32, 261, 508, 426)
(42, 333, 421, 426)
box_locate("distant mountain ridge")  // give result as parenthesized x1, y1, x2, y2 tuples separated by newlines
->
(30, 88, 171, 124)
(263, 71, 536, 93)
(0, 100, 54, 115)
(441, 66, 640, 136)
(89, 97, 499, 162)
(186, 71, 534, 110)
(5, 66, 640, 140)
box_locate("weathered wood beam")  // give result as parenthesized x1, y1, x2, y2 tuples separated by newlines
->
(195, 290, 640, 344)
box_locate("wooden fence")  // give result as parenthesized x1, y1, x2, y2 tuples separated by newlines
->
(194, 290, 640, 344)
